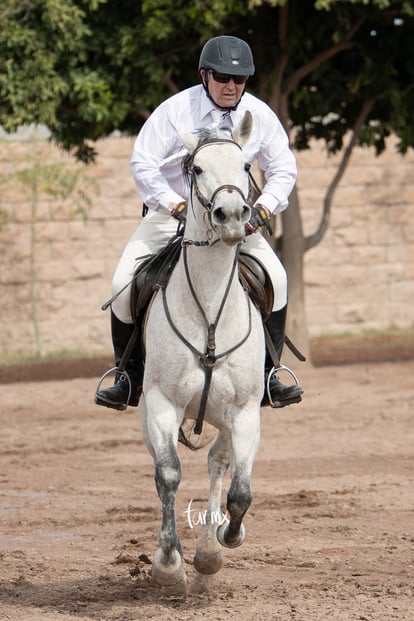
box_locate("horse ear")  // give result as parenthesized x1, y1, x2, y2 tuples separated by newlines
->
(175, 126, 199, 154)
(232, 110, 253, 147)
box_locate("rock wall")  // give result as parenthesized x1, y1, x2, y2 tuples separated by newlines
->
(300, 137, 413, 337)
(0, 133, 412, 359)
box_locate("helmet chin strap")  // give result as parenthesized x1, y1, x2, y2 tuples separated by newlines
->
(201, 74, 245, 112)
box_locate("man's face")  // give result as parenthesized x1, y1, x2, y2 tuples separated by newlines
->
(201, 69, 248, 109)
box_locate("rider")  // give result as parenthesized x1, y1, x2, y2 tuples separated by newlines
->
(95, 35, 304, 411)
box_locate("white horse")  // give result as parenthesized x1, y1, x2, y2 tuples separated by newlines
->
(141, 111, 264, 591)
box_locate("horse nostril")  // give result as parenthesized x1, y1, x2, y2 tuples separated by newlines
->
(242, 205, 251, 222)
(213, 207, 227, 224)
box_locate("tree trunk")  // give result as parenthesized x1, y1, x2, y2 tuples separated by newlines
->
(280, 185, 310, 364)
(267, 76, 310, 363)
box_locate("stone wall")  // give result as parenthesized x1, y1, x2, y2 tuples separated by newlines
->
(0, 133, 412, 359)
(299, 137, 413, 337)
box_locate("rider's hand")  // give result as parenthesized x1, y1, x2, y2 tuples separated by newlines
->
(171, 202, 187, 223)
(245, 205, 273, 236)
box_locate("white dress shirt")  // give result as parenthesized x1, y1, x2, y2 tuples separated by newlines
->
(130, 84, 297, 215)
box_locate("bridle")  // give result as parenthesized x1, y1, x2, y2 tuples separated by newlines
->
(183, 137, 253, 240)
(163, 136, 254, 434)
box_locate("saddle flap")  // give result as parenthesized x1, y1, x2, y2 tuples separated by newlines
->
(239, 253, 274, 320)
(130, 233, 183, 323)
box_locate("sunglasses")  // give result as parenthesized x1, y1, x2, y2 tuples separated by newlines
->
(209, 70, 249, 85)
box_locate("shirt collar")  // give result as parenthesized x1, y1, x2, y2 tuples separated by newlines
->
(200, 88, 217, 122)
(200, 93, 238, 135)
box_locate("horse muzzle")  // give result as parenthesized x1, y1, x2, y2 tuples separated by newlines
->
(212, 203, 251, 246)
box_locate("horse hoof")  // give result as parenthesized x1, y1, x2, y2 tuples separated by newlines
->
(152, 548, 187, 591)
(216, 523, 246, 548)
(193, 549, 223, 575)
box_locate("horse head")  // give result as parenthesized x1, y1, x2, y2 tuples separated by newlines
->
(179, 111, 253, 246)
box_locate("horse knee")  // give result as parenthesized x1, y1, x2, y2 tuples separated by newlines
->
(155, 456, 181, 497)
(208, 450, 229, 479)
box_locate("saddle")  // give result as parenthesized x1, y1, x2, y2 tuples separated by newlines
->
(238, 252, 273, 320)
(127, 232, 303, 434)
(130, 233, 273, 325)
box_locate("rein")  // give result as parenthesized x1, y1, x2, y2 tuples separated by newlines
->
(162, 243, 252, 435)
(162, 136, 254, 434)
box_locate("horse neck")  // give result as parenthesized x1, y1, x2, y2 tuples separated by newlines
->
(177, 240, 241, 322)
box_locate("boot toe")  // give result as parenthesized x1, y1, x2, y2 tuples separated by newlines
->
(95, 384, 129, 410)
(262, 376, 303, 408)
(95, 375, 140, 411)
(95, 392, 128, 411)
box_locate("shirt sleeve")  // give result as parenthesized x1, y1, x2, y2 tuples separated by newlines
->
(253, 108, 297, 215)
(130, 102, 186, 212)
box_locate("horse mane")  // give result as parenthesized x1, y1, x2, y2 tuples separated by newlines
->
(196, 126, 222, 143)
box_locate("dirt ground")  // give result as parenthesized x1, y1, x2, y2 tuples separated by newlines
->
(0, 357, 413, 620)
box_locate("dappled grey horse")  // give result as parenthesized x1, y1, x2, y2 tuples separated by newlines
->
(140, 111, 264, 591)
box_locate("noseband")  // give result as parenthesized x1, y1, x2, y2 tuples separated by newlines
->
(185, 138, 253, 222)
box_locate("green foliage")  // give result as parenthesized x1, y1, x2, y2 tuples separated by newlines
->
(289, 1, 414, 155)
(143, 0, 249, 40)
(0, 0, 146, 161)
(0, 1, 88, 125)
(0, 0, 413, 160)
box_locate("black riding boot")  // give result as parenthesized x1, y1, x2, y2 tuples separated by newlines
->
(95, 311, 144, 411)
(262, 306, 303, 408)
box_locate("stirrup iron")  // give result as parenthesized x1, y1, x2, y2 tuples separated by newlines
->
(94, 366, 132, 411)
(266, 364, 302, 409)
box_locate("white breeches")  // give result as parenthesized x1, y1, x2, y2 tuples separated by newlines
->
(111, 209, 287, 323)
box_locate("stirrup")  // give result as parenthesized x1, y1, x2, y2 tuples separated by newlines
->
(265, 364, 302, 409)
(94, 366, 132, 411)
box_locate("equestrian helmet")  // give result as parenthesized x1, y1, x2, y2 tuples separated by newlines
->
(198, 36, 255, 76)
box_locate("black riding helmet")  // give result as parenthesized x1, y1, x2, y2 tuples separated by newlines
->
(199, 36, 255, 111)
(198, 35, 255, 76)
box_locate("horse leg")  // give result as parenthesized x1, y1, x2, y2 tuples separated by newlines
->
(152, 446, 186, 590)
(139, 399, 155, 459)
(193, 431, 230, 575)
(144, 391, 187, 591)
(217, 408, 260, 548)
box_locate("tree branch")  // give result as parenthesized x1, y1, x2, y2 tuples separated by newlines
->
(268, 4, 291, 126)
(304, 95, 381, 251)
(164, 71, 179, 95)
(286, 16, 366, 96)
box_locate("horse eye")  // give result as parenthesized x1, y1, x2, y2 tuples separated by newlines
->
(192, 165, 203, 175)
(244, 163, 251, 172)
